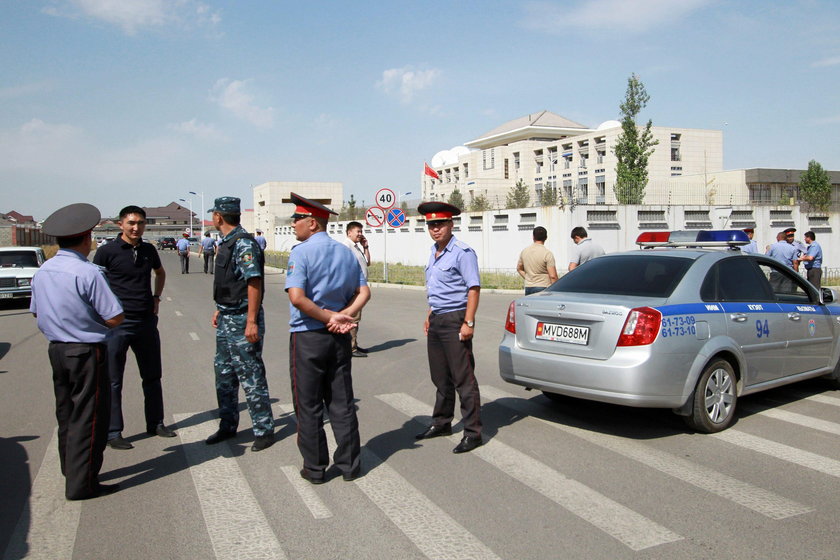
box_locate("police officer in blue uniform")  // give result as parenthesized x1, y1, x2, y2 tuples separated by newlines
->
(93, 205, 175, 450)
(415, 201, 483, 454)
(205, 197, 275, 451)
(30, 203, 125, 499)
(766, 227, 801, 293)
(285, 193, 370, 483)
(802, 231, 823, 289)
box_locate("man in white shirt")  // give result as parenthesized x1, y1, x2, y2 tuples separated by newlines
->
(341, 221, 370, 357)
(568, 226, 605, 271)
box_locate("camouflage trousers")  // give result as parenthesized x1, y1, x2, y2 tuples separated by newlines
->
(214, 309, 274, 437)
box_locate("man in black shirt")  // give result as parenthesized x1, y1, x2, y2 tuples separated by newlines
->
(93, 205, 176, 449)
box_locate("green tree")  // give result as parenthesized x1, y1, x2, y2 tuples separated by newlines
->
(339, 194, 360, 221)
(469, 193, 492, 212)
(540, 184, 558, 206)
(799, 159, 832, 211)
(447, 188, 466, 210)
(612, 73, 659, 204)
(506, 179, 531, 209)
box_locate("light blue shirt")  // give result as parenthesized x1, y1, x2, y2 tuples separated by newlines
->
(30, 249, 123, 343)
(804, 241, 823, 269)
(766, 241, 799, 268)
(425, 235, 480, 314)
(201, 236, 216, 251)
(176, 237, 190, 252)
(742, 240, 759, 254)
(285, 232, 367, 332)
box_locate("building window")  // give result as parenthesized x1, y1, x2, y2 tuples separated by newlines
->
(504, 159, 509, 180)
(595, 176, 606, 205)
(463, 163, 469, 177)
(513, 152, 520, 171)
(482, 149, 495, 170)
(577, 177, 588, 204)
(671, 147, 681, 161)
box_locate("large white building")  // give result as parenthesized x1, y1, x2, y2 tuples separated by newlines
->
(422, 110, 723, 207)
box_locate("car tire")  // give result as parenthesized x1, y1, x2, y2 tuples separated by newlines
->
(826, 359, 840, 390)
(684, 359, 737, 433)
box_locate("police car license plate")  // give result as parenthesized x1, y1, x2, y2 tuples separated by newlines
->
(535, 322, 589, 345)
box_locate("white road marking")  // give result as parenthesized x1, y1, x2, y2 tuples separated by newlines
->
(173, 412, 287, 560)
(377, 392, 682, 551)
(3, 429, 81, 560)
(189, 332, 199, 341)
(712, 429, 840, 478)
(279, 465, 333, 519)
(802, 393, 840, 407)
(480, 386, 812, 520)
(748, 407, 840, 436)
(175, 310, 183, 317)
(166, 296, 172, 302)
(277, 404, 501, 560)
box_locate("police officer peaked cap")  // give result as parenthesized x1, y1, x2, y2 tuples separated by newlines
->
(208, 197, 241, 214)
(783, 227, 796, 235)
(42, 203, 100, 238)
(417, 201, 461, 223)
(290, 192, 338, 220)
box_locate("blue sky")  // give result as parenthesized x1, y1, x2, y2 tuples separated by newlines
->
(2, 0, 839, 220)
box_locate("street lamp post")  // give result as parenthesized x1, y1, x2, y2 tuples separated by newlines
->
(189, 191, 205, 237)
(178, 197, 193, 237)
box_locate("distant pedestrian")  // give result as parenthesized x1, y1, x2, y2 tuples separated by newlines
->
(415, 201, 483, 454)
(199, 231, 216, 274)
(517, 226, 558, 294)
(741, 228, 759, 254)
(254, 229, 267, 251)
(801, 231, 823, 289)
(341, 221, 371, 356)
(286, 193, 369, 483)
(31, 203, 125, 500)
(205, 197, 275, 452)
(176, 233, 190, 274)
(766, 227, 799, 269)
(568, 226, 605, 271)
(93, 205, 175, 450)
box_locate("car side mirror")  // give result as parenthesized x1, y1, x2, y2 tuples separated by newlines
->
(820, 287, 835, 304)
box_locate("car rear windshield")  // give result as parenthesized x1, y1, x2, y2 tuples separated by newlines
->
(547, 254, 694, 298)
(0, 251, 39, 268)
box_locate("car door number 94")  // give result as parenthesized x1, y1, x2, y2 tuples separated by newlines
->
(756, 319, 770, 338)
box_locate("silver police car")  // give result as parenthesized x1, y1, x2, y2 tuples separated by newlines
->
(498, 230, 840, 433)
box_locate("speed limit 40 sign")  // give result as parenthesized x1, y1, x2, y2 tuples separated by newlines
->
(375, 188, 396, 210)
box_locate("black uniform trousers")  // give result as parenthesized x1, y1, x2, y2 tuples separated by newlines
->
(203, 251, 215, 273)
(289, 329, 360, 479)
(48, 342, 110, 500)
(427, 309, 482, 438)
(106, 314, 164, 439)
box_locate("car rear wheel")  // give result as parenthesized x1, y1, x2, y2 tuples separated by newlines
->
(685, 359, 737, 433)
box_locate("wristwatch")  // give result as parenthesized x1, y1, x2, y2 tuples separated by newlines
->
(464, 320, 475, 328)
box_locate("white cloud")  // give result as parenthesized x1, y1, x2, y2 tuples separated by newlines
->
(211, 79, 275, 129)
(812, 55, 840, 68)
(522, 0, 712, 33)
(43, 0, 221, 35)
(168, 118, 227, 141)
(377, 66, 441, 104)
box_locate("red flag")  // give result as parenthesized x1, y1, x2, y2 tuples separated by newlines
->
(424, 162, 440, 181)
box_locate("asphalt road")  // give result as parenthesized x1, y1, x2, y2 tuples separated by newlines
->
(2, 250, 840, 559)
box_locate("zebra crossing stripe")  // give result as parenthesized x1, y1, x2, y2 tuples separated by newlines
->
(480, 385, 812, 520)
(280, 465, 333, 519)
(376, 393, 682, 551)
(2, 429, 81, 560)
(276, 404, 502, 560)
(747, 407, 840, 436)
(712, 429, 840, 478)
(173, 413, 288, 560)
(801, 393, 840, 407)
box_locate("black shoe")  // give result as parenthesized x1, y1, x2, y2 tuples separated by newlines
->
(205, 429, 236, 445)
(352, 350, 367, 358)
(147, 423, 177, 438)
(415, 424, 452, 440)
(252, 434, 275, 452)
(107, 436, 133, 450)
(355, 346, 370, 354)
(68, 483, 120, 501)
(299, 468, 324, 485)
(342, 470, 360, 482)
(453, 435, 483, 454)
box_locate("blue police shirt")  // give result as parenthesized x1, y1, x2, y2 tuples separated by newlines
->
(425, 235, 480, 314)
(742, 240, 759, 254)
(201, 236, 216, 251)
(766, 241, 798, 268)
(176, 237, 190, 252)
(804, 241, 823, 269)
(285, 232, 367, 332)
(30, 249, 123, 343)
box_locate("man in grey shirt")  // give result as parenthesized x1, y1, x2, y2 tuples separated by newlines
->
(568, 226, 605, 271)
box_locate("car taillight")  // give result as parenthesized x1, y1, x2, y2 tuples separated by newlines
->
(616, 307, 661, 346)
(504, 301, 516, 333)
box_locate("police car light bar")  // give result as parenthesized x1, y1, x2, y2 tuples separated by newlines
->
(636, 230, 750, 248)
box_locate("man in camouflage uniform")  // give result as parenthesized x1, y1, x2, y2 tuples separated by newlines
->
(205, 197, 275, 451)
